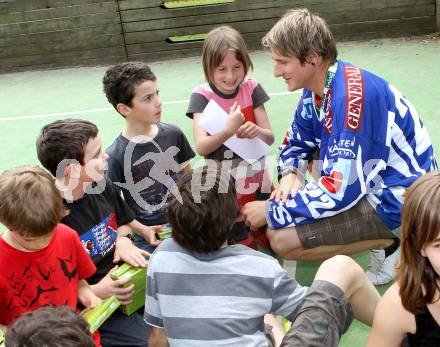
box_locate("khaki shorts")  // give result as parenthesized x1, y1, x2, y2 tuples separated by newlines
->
(297, 197, 398, 249)
(281, 280, 354, 347)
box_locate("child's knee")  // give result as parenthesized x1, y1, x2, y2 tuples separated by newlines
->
(316, 255, 363, 288)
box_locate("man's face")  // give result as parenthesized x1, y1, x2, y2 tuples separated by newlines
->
(271, 50, 315, 92)
(125, 80, 162, 125)
(80, 135, 108, 183)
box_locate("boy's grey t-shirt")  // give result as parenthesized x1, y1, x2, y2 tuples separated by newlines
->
(145, 238, 308, 346)
(106, 122, 195, 226)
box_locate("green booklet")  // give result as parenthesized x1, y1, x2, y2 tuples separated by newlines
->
(156, 225, 172, 240)
(81, 295, 120, 333)
(111, 263, 147, 315)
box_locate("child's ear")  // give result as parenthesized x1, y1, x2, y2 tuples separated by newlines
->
(421, 248, 427, 257)
(66, 162, 81, 179)
(116, 103, 131, 117)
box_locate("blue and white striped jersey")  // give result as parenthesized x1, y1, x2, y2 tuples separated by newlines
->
(266, 61, 437, 231)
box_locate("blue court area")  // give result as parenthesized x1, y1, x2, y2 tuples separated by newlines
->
(0, 35, 439, 345)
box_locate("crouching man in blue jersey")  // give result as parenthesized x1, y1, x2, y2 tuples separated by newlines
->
(243, 8, 437, 285)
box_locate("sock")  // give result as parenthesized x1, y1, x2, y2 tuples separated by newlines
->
(384, 238, 399, 258)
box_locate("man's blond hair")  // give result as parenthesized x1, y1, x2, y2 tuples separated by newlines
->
(262, 8, 337, 64)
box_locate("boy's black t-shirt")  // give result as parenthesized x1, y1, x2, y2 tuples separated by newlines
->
(62, 178, 135, 284)
(106, 122, 195, 226)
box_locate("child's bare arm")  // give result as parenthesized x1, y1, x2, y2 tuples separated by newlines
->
(366, 283, 413, 347)
(78, 279, 101, 308)
(128, 219, 161, 246)
(193, 102, 244, 156)
(149, 327, 169, 347)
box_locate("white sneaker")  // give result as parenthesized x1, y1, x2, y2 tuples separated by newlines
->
(366, 246, 400, 285)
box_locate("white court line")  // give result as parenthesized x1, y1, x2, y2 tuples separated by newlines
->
(0, 90, 301, 122)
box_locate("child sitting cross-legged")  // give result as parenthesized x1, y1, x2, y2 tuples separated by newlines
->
(145, 166, 381, 347)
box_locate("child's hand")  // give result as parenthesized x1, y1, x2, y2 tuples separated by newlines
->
(114, 237, 149, 267)
(138, 225, 161, 246)
(236, 121, 261, 139)
(242, 200, 267, 231)
(78, 281, 102, 308)
(224, 102, 245, 136)
(91, 266, 135, 305)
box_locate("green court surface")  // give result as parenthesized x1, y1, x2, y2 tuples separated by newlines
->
(0, 35, 439, 346)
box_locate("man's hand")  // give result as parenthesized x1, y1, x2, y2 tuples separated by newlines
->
(114, 237, 149, 267)
(242, 200, 267, 230)
(90, 266, 135, 305)
(270, 172, 303, 202)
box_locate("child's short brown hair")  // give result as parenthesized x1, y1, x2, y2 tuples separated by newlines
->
(262, 8, 338, 65)
(103, 61, 156, 115)
(167, 166, 238, 253)
(5, 305, 94, 347)
(0, 166, 66, 237)
(202, 26, 253, 86)
(36, 119, 98, 177)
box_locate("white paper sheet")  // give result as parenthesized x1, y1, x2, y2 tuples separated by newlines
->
(199, 99, 270, 163)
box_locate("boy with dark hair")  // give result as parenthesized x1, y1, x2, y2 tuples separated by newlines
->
(36, 119, 152, 347)
(103, 62, 195, 248)
(145, 166, 381, 347)
(0, 166, 99, 336)
(5, 305, 95, 347)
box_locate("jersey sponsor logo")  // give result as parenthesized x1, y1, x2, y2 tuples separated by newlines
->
(318, 158, 352, 201)
(282, 130, 292, 145)
(344, 66, 364, 132)
(324, 88, 333, 134)
(320, 170, 343, 194)
(301, 97, 313, 120)
(327, 137, 356, 159)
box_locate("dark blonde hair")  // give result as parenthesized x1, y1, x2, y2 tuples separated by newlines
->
(202, 26, 253, 86)
(262, 8, 337, 65)
(399, 172, 440, 314)
(0, 166, 66, 237)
